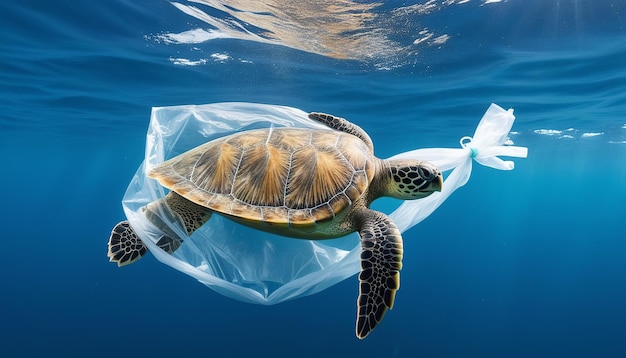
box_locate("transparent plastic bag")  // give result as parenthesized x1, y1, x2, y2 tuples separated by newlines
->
(121, 102, 527, 304)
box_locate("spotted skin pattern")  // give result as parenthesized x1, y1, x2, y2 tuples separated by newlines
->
(108, 221, 147, 266)
(390, 165, 439, 198)
(108, 221, 184, 267)
(108, 192, 210, 267)
(308, 112, 374, 153)
(166, 191, 213, 235)
(355, 210, 403, 339)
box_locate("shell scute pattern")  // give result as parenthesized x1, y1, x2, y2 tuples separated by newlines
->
(232, 144, 290, 207)
(149, 128, 374, 225)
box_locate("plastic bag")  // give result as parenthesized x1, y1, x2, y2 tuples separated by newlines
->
(121, 102, 527, 305)
(389, 103, 528, 232)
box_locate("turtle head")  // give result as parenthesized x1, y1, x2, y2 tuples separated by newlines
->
(384, 159, 443, 200)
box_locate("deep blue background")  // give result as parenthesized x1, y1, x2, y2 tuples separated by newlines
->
(1, 1, 625, 357)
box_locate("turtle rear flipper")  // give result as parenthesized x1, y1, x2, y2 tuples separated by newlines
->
(155, 235, 183, 254)
(108, 221, 147, 267)
(108, 221, 184, 267)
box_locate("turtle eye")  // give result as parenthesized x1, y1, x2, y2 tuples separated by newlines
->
(418, 166, 434, 181)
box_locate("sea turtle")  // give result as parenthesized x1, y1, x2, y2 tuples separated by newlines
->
(108, 112, 442, 338)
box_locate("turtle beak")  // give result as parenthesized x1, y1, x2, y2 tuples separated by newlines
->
(420, 162, 443, 193)
(432, 171, 443, 192)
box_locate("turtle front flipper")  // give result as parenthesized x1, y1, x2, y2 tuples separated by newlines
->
(353, 209, 403, 339)
(108, 221, 148, 267)
(308, 112, 374, 153)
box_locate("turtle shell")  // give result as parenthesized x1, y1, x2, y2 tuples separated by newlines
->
(148, 127, 375, 227)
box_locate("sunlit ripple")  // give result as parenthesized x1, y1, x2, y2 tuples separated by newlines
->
(159, 0, 488, 65)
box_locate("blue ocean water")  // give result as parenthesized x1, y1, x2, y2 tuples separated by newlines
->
(1, 0, 625, 357)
